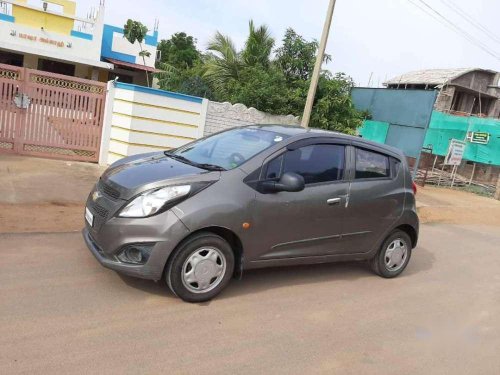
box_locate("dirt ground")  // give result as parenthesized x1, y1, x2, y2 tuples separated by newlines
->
(417, 185, 500, 226)
(1, 154, 499, 233)
(0, 155, 104, 233)
(2, 222, 500, 374)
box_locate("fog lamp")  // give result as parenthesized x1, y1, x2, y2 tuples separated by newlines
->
(117, 244, 154, 264)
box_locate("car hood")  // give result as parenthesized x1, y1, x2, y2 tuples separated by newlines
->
(100, 152, 218, 199)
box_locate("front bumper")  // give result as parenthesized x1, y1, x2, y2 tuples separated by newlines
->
(82, 210, 190, 281)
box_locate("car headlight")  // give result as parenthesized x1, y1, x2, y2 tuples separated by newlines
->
(119, 185, 191, 218)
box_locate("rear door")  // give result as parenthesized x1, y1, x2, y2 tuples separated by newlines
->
(342, 145, 405, 254)
(248, 139, 350, 262)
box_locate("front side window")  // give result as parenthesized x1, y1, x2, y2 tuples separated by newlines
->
(355, 148, 390, 179)
(265, 144, 345, 184)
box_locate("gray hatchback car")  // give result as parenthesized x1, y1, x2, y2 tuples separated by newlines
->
(83, 125, 419, 302)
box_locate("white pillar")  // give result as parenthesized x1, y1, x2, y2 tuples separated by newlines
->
(98, 81, 115, 165)
(199, 98, 209, 138)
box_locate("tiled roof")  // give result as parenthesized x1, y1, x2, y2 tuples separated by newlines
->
(384, 68, 497, 86)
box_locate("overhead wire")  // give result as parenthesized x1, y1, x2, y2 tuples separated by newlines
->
(405, 0, 500, 61)
(438, 0, 500, 45)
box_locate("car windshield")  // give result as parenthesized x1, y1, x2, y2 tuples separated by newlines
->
(170, 128, 288, 170)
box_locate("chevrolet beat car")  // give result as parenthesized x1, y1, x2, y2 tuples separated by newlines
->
(83, 125, 419, 302)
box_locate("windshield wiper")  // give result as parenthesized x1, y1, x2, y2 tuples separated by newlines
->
(164, 152, 226, 171)
(164, 152, 194, 165)
(196, 163, 227, 171)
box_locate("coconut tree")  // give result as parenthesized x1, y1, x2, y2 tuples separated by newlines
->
(204, 32, 243, 95)
(242, 20, 275, 67)
(204, 20, 274, 95)
(123, 19, 151, 87)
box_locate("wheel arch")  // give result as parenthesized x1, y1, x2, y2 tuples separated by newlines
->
(164, 226, 244, 279)
(395, 224, 418, 248)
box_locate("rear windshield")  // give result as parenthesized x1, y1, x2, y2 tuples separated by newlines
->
(172, 128, 289, 170)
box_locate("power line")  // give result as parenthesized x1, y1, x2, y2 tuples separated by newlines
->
(415, 0, 500, 60)
(406, 0, 462, 39)
(407, 0, 497, 58)
(405, 0, 500, 61)
(438, 0, 500, 45)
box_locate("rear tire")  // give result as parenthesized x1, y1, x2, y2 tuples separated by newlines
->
(166, 232, 235, 303)
(371, 230, 412, 278)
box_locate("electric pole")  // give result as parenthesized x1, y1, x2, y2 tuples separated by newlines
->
(301, 0, 337, 128)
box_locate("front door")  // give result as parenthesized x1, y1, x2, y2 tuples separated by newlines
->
(248, 141, 349, 263)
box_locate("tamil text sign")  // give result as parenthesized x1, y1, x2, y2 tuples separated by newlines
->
(444, 139, 466, 166)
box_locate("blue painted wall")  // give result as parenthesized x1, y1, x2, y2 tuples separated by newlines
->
(70, 29, 93, 40)
(101, 24, 158, 63)
(0, 13, 15, 22)
(351, 88, 437, 158)
(115, 82, 203, 104)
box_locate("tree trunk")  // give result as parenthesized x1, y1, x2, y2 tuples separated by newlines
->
(495, 172, 500, 201)
(140, 42, 150, 87)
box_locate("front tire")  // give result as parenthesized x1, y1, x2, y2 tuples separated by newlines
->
(371, 230, 412, 278)
(166, 232, 235, 303)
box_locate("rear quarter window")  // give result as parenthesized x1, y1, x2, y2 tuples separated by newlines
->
(355, 148, 390, 179)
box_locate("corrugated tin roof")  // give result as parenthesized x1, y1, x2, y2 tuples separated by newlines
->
(384, 68, 497, 86)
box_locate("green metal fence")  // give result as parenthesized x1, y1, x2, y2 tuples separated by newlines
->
(359, 111, 500, 166)
(423, 112, 500, 165)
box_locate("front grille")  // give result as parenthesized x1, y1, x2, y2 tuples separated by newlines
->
(98, 179, 120, 199)
(87, 182, 124, 232)
(90, 201, 109, 217)
(87, 199, 110, 232)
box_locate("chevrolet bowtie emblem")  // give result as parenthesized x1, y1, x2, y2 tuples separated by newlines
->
(92, 191, 102, 201)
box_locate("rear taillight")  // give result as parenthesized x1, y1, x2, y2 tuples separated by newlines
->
(412, 181, 417, 195)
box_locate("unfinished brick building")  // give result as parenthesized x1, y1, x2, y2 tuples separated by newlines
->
(385, 68, 500, 118)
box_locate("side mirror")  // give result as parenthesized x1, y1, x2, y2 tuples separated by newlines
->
(261, 172, 305, 193)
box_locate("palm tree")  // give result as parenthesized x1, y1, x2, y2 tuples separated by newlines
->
(204, 31, 243, 95)
(242, 20, 275, 67)
(123, 19, 151, 87)
(204, 20, 274, 94)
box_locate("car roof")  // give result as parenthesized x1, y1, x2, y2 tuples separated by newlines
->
(247, 124, 405, 157)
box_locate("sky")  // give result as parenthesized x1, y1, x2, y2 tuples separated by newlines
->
(78, 0, 500, 86)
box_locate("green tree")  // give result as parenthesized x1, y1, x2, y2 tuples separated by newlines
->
(204, 31, 244, 96)
(154, 22, 364, 135)
(275, 28, 331, 83)
(156, 32, 200, 70)
(224, 66, 289, 114)
(155, 33, 213, 97)
(242, 20, 275, 68)
(204, 20, 274, 96)
(123, 19, 151, 87)
(310, 73, 363, 134)
(156, 59, 214, 99)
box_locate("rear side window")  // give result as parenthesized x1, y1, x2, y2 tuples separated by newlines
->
(355, 148, 390, 179)
(265, 144, 345, 184)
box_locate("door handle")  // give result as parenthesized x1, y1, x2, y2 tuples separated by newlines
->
(327, 198, 341, 205)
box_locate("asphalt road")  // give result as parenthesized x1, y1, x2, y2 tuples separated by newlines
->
(1, 223, 500, 374)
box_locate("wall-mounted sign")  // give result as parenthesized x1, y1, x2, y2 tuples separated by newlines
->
(19, 32, 37, 42)
(17, 32, 65, 48)
(444, 139, 466, 166)
(466, 131, 490, 145)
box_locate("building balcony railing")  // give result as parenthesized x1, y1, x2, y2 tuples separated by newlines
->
(0, 1, 14, 21)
